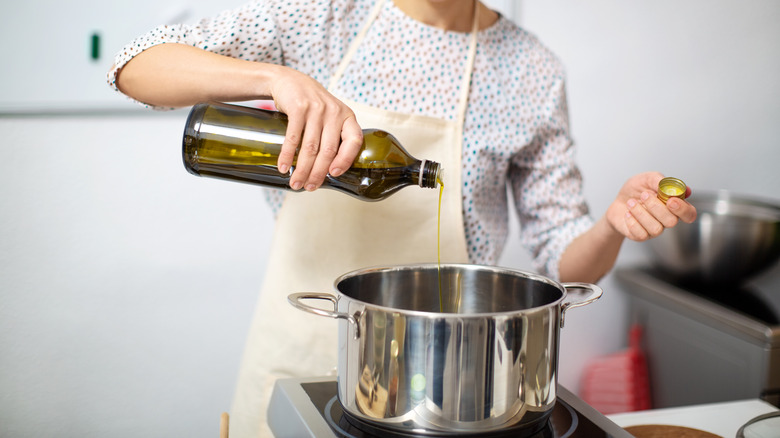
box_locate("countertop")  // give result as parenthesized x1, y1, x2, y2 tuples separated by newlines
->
(607, 399, 779, 437)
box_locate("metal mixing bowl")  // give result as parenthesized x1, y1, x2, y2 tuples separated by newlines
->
(645, 190, 780, 285)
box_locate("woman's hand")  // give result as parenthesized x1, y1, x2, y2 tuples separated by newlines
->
(268, 66, 363, 192)
(559, 172, 698, 283)
(606, 172, 697, 241)
(116, 45, 363, 192)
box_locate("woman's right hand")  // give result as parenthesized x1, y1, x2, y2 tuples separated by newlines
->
(267, 65, 364, 192)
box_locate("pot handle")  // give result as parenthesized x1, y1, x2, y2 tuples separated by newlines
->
(287, 293, 360, 339)
(560, 283, 603, 328)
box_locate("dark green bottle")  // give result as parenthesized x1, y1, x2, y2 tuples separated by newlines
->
(182, 102, 442, 201)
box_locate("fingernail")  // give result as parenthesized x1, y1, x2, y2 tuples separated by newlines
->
(627, 199, 637, 208)
(668, 199, 679, 210)
(640, 191, 650, 202)
(305, 183, 316, 191)
(291, 181, 303, 190)
(279, 164, 289, 174)
(331, 168, 342, 176)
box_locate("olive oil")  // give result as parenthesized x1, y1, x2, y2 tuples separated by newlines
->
(182, 102, 442, 201)
(657, 177, 687, 204)
(437, 178, 444, 313)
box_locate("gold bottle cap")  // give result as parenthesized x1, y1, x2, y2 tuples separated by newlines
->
(657, 177, 687, 204)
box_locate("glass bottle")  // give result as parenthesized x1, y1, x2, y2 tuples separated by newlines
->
(182, 102, 442, 201)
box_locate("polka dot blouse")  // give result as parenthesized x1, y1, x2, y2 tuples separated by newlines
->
(108, 0, 594, 279)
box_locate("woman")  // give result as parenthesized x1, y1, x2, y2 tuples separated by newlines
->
(108, 0, 696, 436)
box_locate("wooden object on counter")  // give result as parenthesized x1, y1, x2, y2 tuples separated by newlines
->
(220, 412, 229, 438)
(625, 424, 721, 438)
(608, 398, 779, 437)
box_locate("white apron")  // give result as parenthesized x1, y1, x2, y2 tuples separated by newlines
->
(230, 1, 479, 436)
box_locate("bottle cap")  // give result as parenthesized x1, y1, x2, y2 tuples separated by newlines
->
(419, 161, 442, 189)
(657, 177, 687, 204)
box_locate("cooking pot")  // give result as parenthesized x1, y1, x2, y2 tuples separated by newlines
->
(645, 190, 780, 285)
(288, 263, 602, 435)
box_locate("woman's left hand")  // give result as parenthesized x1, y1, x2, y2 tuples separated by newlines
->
(606, 172, 698, 241)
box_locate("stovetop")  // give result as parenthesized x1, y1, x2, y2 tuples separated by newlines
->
(644, 265, 780, 328)
(617, 267, 780, 347)
(268, 376, 633, 438)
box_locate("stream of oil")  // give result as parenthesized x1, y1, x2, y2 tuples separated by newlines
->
(437, 178, 444, 313)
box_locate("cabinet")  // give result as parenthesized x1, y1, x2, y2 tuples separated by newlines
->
(0, 0, 238, 112)
(615, 268, 780, 408)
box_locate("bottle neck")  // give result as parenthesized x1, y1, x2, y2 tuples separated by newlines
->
(417, 160, 442, 189)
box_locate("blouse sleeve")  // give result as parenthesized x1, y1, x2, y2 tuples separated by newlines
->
(106, 1, 283, 109)
(509, 70, 593, 280)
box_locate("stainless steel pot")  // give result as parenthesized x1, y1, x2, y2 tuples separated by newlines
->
(645, 190, 780, 285)
(288, 264, 602, 435)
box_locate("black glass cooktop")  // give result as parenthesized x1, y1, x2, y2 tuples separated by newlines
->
(267, 377, 632, 438)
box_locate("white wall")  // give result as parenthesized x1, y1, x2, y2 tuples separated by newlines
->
(0, 113, 273, 437)
(0, 0, 239, 112)
(1, 1, 779, 437)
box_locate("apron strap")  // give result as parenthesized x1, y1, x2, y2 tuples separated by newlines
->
(328, 0, 388, 91)
(456, 1, 480, 129)
(329, 0, 480, 129)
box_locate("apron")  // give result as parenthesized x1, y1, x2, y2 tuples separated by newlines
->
(230, 1, 478, 436)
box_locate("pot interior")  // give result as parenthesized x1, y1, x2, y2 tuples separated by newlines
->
(336, 264, 563, 314)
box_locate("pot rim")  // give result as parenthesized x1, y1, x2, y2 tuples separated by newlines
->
(332, 263, 567, 318)
(691, 189, 780, 220)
